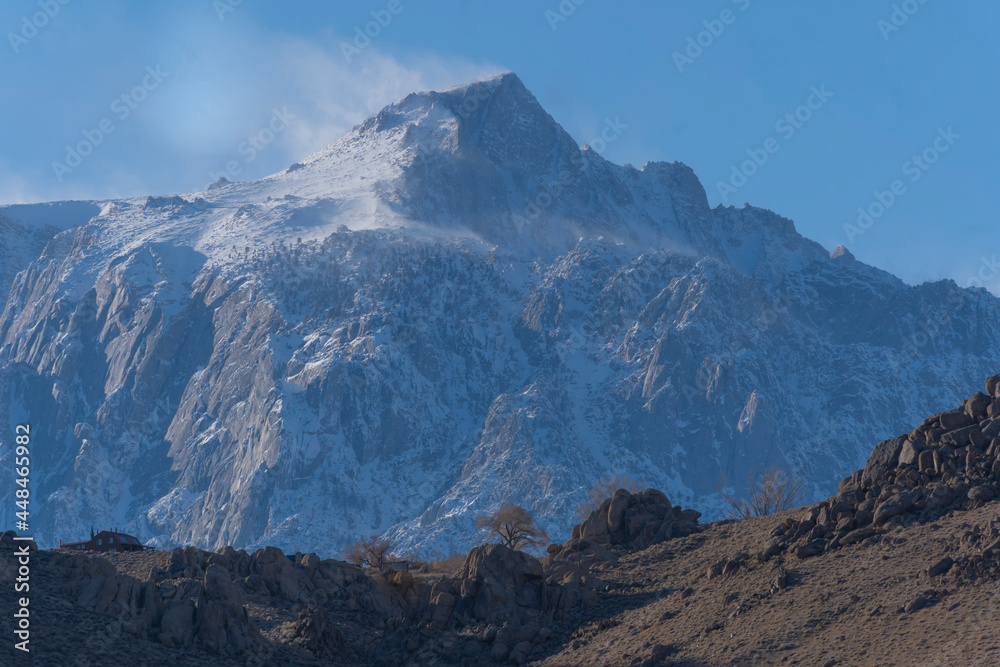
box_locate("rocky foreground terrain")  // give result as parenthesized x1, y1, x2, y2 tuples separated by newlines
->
(4, 375, 1000, 666)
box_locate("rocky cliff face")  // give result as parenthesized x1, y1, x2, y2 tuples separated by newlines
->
(1, 73, 999, 557)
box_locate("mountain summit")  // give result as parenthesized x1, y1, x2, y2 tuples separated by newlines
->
(1, 75, 998, 557)
(258, 71, 725, 254)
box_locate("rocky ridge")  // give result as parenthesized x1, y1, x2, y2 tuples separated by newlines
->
(4, 372, 1000, 667)
(0, 488, 696, 665)
(752, 373, 1000, 569)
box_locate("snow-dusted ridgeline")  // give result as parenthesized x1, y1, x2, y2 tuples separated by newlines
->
(2, 73, 998, 557)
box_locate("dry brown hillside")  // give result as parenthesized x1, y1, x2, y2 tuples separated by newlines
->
(4, 377, 1000, 666)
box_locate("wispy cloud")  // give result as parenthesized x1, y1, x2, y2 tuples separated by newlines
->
(143, 25, 503, 195)
(266, 36, 505, 165)
(5, 21, 502, 205)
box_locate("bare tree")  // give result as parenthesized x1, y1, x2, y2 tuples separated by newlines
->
(343, 534, 395, 570)
(719, 467, 804, 520)
(475, 504, 549, 550)
(576, 475, 645, 520)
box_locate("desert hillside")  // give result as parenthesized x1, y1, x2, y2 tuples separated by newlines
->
(4, 376, 1000, 666)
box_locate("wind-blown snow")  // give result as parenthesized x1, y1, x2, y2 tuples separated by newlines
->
(2, 73, 998, 558)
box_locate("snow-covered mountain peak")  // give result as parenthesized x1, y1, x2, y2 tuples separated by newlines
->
(0, 74, 924, 300)
(246, 73, 726, 256)
(5, 74, 1000, 561)
(300, 71, 558, 171)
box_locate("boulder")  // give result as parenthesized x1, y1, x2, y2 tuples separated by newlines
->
(169, 546, 208, 578)
(903, 595, 932, 613)
(194, 563, 261, 654)
(428, 590, 457, 625)
(873, 490, 921, 526)
(757, 542, 782, 562)
(158, 600, 196, 647)
(921, 413, 943, 428)
(291, 605, 344, 658)
(795, 539, 827, 559)
(987, 374, 1000, 398)
(838, 475, 858, 494)
(927, 557, 954, 578)
(941, 425, 979, 447)
(968, 485, 995, 503)
(459, 544, 545, 620)
(862, 437, 906, 488)
(75, 576, 120, 614)
(924, 485, 959, 512)
(510, 640, 533, 665)
(966, 392, 991, 420)
(250, 546, 307, 601)
(574, 488, 699, 551)
(491, 642, 509, 661)
(989, 439, 1000, 459)
(939, 409, 974, 430)
(461, 639, 484, 658)
(315, 559, 361, 593)
(0, 531, 31, 551)
(918, 450, 935, 474)
(984, 420, 1000, 440)
(840, 527, 875, 546)
(496, 623, 539, 648)
(966, 450, 980, 475)
(898, 439, 921, 466)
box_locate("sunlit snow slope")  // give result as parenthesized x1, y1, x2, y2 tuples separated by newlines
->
(2, 73, 998, 556)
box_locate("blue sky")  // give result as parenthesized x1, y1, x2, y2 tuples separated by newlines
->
(2, 0, 997, 291)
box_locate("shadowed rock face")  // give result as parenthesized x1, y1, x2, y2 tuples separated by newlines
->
(572, 488, 701, 550)
(291, 605, 344, 659)
(0, 533, 391, 664)
(458, 543, 547, 619)
(195, 563, 261, 653)
(3, 74, 1000, 561)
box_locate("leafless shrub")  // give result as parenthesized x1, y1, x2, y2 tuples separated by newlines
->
(475, 504, 550, 551)
(343, 534, 395, 570)
(576, 474, 645, 520)
(719, 466, 804, 520)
